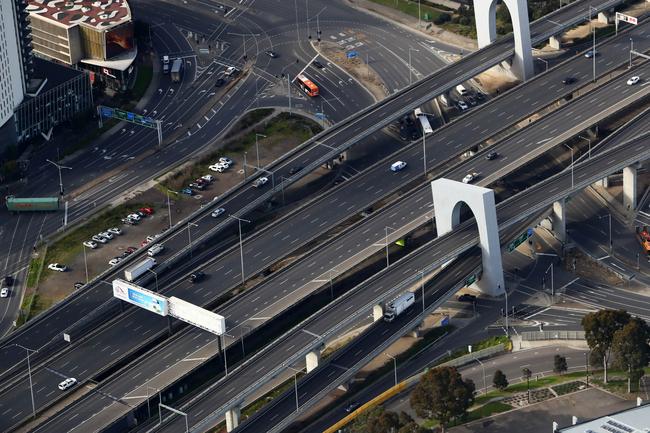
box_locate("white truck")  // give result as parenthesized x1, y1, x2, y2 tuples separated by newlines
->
(124, 257, 156, 282)
(383, 292, 415, 322)
(162, 55, 170, 74)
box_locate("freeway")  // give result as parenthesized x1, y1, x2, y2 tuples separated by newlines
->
(0, 0, 627, 375)
(4, 16, 649, 431)
(31, 49, 650, 433)
(224, 135, 650, 433)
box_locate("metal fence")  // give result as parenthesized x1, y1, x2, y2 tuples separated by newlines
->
(520, 330, 585, 341)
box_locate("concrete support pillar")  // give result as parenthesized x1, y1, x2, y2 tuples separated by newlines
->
(598, 12, 610, 24)
(373, 304, 384, 322)
(594, 176, 609, 188)
(623, 165, 638, 211)
(306, 350, 321, 373)
(552, 199, 566, 243)
(548, 36, 561, 50)
(474, 0, 534, 81)
(225, 406, 241, 432)
(431, 179, 505, 297)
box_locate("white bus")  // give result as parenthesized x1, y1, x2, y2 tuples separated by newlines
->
(414, 108, 433, 135)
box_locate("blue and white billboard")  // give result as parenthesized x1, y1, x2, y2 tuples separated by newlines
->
(112, 279, 168, 316)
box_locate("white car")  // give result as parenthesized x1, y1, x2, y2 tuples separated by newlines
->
(201, 174, 214, 183)
(99, 231, 114, 240)
(462, 172, 478, 184)
(390, 161, 407, 172)
(253, 177, 269, 188)
(219, 157, 233, 166)
(457, 100, 469, 111)
(211, 207, 226, 218)
(224, 66, 239, 76)
(48, 263, 67, 272)
(627, 76, 640, 86)
(92, 234, 108, 244)
(209, 164, 227, 173)
(0, 288, 9, 298)
(58, 377, 77, 391)
(108, 258, 121, 266)
(83, 241, 98, 249)
(107, 227, 122, 235)
(127, 213, 141, 221)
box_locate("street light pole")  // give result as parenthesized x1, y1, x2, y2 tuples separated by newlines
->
(13, 344, 37, 418)
(255, 133, 267, 168)
(546, 263, 554, 297)
(475, 357, 487, 394)
(83, 244, 89, 284)
(578, 135, 591, 158)
(502, 284, 508, 336)
(419, 271, 425, 312)
(408, 48, 419, 86)
(589, 6, 597, 82)
(187, 222, 198, 259)
(229, 215, 251, 285)
(45, 159, 72, 196)
(385, 226, 395, 267)
(599, 213, 612, 252)
(385, 353, 397, 386)
(564, 143, 574, 189)
(629, 38, 633, 68)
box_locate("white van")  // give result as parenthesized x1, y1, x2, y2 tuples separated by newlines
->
(455, 84, 469, 96)
(147, 244, 164, 257)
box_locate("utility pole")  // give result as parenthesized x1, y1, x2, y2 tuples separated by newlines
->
(229, 215, 251, 286)
(45, 159, 71, 196)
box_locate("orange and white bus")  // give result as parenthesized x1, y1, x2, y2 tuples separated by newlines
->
(296, 74, 319, 97)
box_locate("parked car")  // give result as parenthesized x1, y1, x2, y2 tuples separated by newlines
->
(458, 294, 477, 302)
(83, 240, 98, 249)
(224, 66, 239, 77)
(390, 161, 407, 172)
(58, 377, 77, 391)
(201, 174, 214, 183)
(189, 182, 205, 190)
(139, 207, 154, 215)
(99, 231, 114, 240)
(219, 157, 233, 166)
(92, 234, 108, 244)
(627, 76, 640, 86)
(312, 60, 324, 68)
(109, 257, 121, 266)
(74, 282, 84, 290)
(3, 275, 13, 287)
(146, 234, 161, 243)
(148, 244, 164, 257)
(0, 288, 9, 298)
(126, 246, 137, 254)
(48, 263, 67, 272)
(122, 218, 138, 226)
(189, 271, 206, 283)
(485, 151, 499, 160)
(462, 172, 478, 184)
(108, 227, 122, 235)
(265, 50, 278, 58)
(253, 177, 269, 188)
(181, 187, 194, 195)
(127, 213, 141, 221)
(457, 100, 469, 111)
(211, 207, 226, 218)
(209, 163, 227, 173)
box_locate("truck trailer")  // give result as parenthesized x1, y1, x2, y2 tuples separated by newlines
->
(383, 292, 415, 322)
(124, 257, 156, 282)
(171, 58, 183, 83)
(6, 196, 60, 212)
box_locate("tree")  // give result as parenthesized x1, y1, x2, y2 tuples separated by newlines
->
(492, 369, 508, 391)
(350, 407, 400, 433)
(522, 367, 532, 402)
(398, 422, 429, 433)
(611, 317, 650, 392)
(582, 310, 631, 368)
(410, 366, 475, 432)
(554, 354, 568, 375)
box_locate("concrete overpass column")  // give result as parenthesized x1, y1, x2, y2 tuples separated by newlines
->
(594, 176, 609, 188)
(373, 304, 384, 322)
(623, 165, 638, 210)
(225, 406, 241, 432)
(306, 350, 321, 373)
(548, 36, 561, 50)
(552, 199, 566, 242)
(598, 11, 610, 24)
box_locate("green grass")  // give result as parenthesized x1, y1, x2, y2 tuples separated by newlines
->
(436, 335, 510, 364)
(441, 22, 477, 39)
(368, 0, 448, 22)
(26, 254, 45, 288)
(468, 401, 512, 420)
(224, 109, 274, 139)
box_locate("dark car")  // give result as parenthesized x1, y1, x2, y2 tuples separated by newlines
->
(189, 271, 206, 283)
(458, 294, 477, 302)
(399, 126, 409, 141)
(562, 76, 577, 85)
(344, 401, 360, 413)
(289, 166, 302, 175)
(485, 151, 499, 160)
(215, 78, 225, 87)
(475, 92, 485, 101)
(3, 275, 13, 287)
(265, 50, 278, 58)
(312, 60, 324, 69)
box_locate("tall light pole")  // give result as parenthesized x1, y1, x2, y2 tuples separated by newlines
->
(599, 213, 612, 252)
(408, 48, 419, 86)
(221, 334, 228, 375)
(255, 133, 266, 168)
(187, 222, 198, 259)
(229, 215, 251, 285)
(501, 284, 508, 336)
(288, 366, 305, 412)
(227, 32, 260, 60)
(629, 38, 634, 68)
(419, 270, 425, 312)
(385, 226, 396, 267)
(578, 135, 591, 158)
(385, 353, 397, 386)
(147, 268, 158, 292)
(12, 344, 37, 418)
(563, 143, 574, 189)
(546, 263, 554, 298)
(83, 244, 89, 284)
(589, 6, 597, 82)
(45, 159, 72, 196)
(475, 356, 487, 395)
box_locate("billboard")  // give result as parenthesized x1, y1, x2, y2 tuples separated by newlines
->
(105, 22, 135, 59)
(112, 279, 168, 316)
(616, 12, 638, 25)
(168, 296, 226, 335)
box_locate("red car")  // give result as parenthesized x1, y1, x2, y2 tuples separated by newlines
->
(126, 246, 137, 253)
(140, 240, 150, 248)
(139, 207, 154, 215)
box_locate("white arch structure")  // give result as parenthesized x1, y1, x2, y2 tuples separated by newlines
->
(431, 179, 505, 297)
(474, 0, 534, 81)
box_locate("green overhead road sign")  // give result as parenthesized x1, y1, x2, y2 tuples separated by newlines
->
(507, 228, 533, 253)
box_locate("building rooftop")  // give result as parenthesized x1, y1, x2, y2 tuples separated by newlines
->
(558, 403, 650, 433)
(27, 0, 131, 30)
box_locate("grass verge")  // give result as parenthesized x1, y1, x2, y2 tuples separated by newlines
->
(367, 0, 449, 22)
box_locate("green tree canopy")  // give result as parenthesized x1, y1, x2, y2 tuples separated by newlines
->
(554, 354, 568, 375)
(612, 317, 650, 391)
(493, 369, 509, 391)
(410, 366, 475, 432)
(582, 309, 631, 366)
